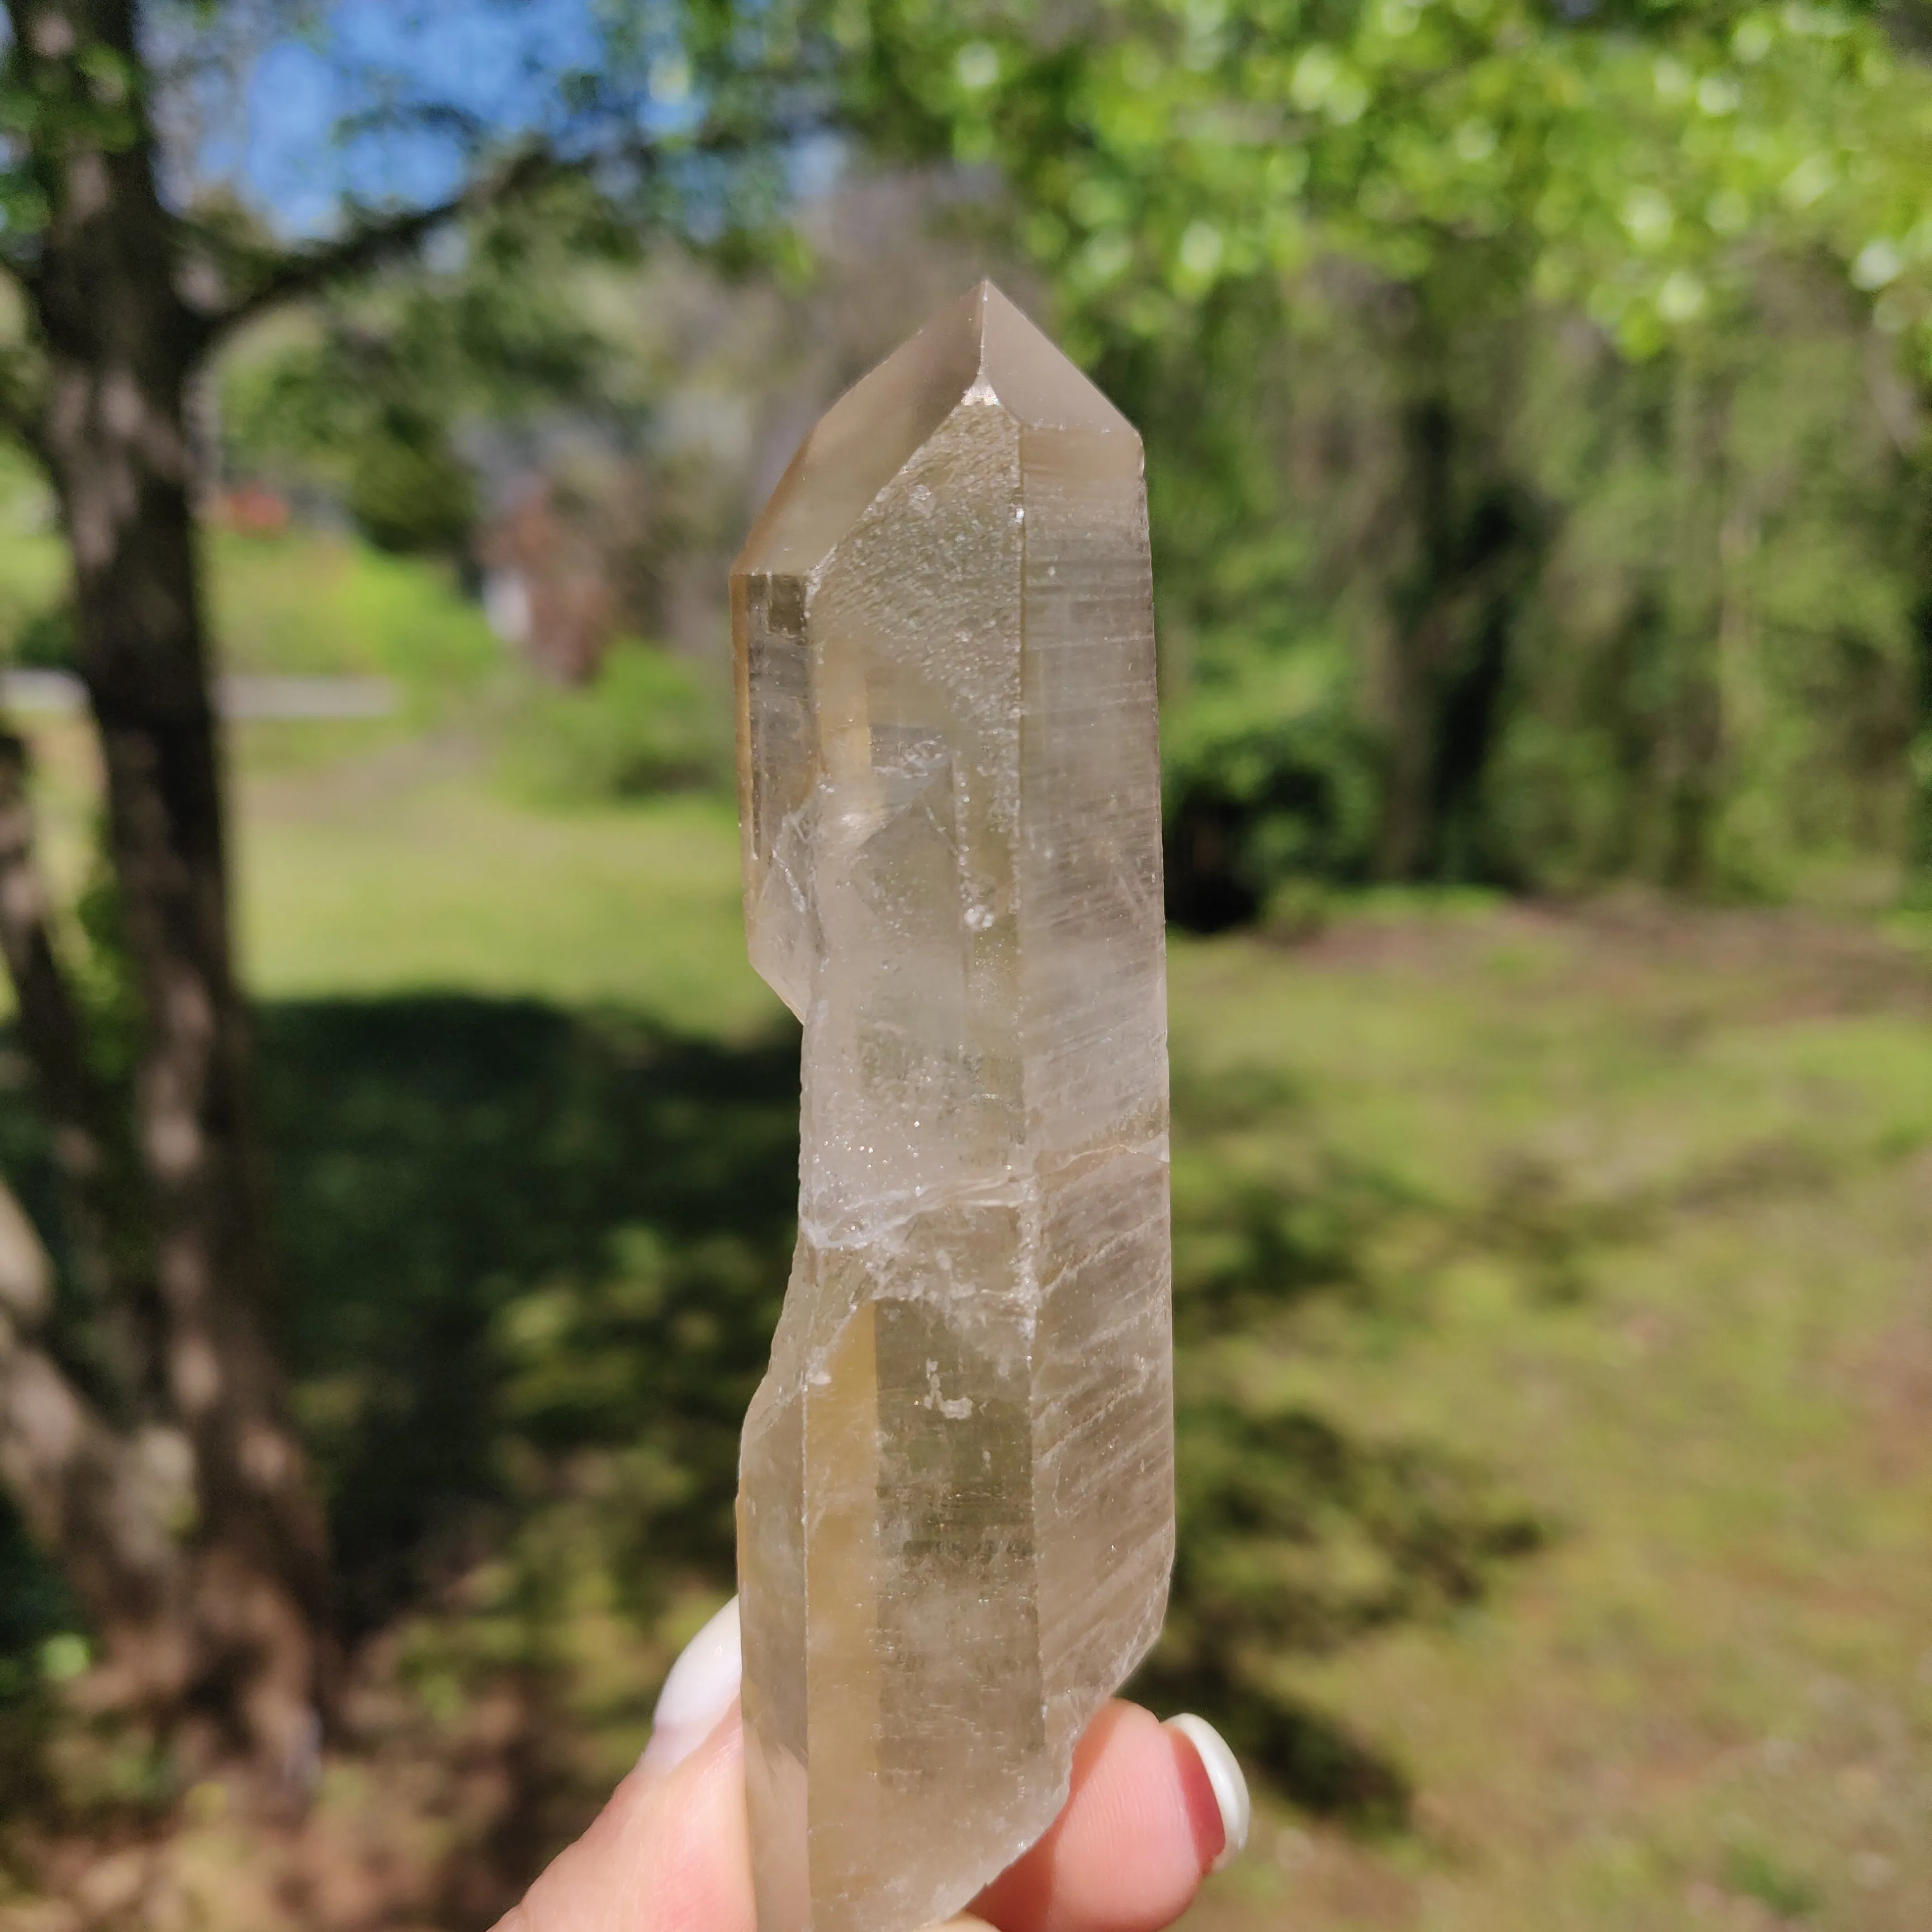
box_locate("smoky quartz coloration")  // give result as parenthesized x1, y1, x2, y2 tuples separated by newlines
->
(732, 282, 1174, 1932)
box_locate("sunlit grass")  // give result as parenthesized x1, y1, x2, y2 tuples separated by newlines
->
(0, 503, 503, 697)
(1177, 914, 1932, 1930)
(243, 749, 1932, 1922)
(240, 760, 771, 1040)
(6, 693, 1932, 1927)
(207, 529, 500, 694)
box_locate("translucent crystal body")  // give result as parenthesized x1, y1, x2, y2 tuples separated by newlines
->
(732, 282, 1173, 1932)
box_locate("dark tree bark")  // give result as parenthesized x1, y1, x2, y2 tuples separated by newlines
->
(0, 1173, 200, 1726)
(3, 0, 330, 1798)
(0, 732, 126, 1336)
(0, 0, 664, 1803)
(1371, 335, 1543, 884)
(1657, 356, 1734, 892)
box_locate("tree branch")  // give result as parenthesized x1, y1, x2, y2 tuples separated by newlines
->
(198, 140, 585, 342)
(0, 1163, 55, 1344)
(0, 730, 108, 1214)
(0, 1172, 118, 1553)
(0, 344, 48, 462)
(193, 110, 784, 345)
(0, 727, 157, 1414)
(0, 1173, 193, 1711)
(0, 726, 103, 1175)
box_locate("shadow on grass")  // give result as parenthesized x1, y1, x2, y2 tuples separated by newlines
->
(1135, 1402, 1546, 1829)
(257, 995, 801, 1636)
(1157, 1059, 1550, 1829)
(1, 994, 1544, 1843)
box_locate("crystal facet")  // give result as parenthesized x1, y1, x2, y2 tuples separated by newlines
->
(732, 282, 1174, 1932)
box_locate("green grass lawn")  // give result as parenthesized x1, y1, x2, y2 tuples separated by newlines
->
(0, 483, 503, 694)
(208, 529, 501, 692)
(1171, 915, 1932, 1931)
(231, 734, 1932, 1928)
(240, 754, 770, 1036)
(4, 711, 1931, 1930)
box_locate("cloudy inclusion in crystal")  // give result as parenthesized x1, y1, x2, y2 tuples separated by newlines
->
(732, 283, 1173, 1932)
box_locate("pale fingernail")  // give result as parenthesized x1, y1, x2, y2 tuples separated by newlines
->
(640, 1597, 742, 1778)
(1166, 1713, 1252, 1873)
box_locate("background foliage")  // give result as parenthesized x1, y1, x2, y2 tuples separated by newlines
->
(827, 0, 1932, 913)
(2, 0, 1932, 1924)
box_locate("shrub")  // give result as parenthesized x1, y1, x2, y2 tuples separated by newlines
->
(1162, 650, 1380, 931)
(507, 641, 728, 803)
(10, 603, 74, 670)
(348, 426, 477, 558)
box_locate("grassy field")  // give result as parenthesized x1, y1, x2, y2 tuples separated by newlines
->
(0, 474, 502, 694)
(1173, 912, 1932, 1930)
(4, 707, 1931, 1930)
(241, 750, 766, 1033)
(238, 733, 1932, 1930)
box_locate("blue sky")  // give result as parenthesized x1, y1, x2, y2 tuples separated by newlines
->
(198, 0, 657, 235)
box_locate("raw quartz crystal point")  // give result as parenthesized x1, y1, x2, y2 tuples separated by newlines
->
(731, 282, 1174, 1932)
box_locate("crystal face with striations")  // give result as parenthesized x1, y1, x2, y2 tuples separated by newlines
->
(732, 282, 1174, 1932)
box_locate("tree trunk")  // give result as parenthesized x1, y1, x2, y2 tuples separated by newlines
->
(1372, 391, 1470, 882)
(0, 728, 155, 1405)
(0, 1175, 199, 1721)
(4, 0, 332, 1798)
(1658, 356, 1731, 891)
(1371, 326, 1541, 885)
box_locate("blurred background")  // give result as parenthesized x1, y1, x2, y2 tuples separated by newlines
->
(1, 2, 1931, 1926)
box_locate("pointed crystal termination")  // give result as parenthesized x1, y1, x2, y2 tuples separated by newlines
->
(732, 283, 1173, 1932)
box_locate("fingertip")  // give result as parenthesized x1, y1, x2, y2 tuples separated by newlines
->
(641, 1596, 743, 1781)
(973, 1702, 1215, 1932)
(1163, 1715, 1249, 1874)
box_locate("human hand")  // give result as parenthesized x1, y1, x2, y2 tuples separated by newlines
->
(493, 1599, 1250, 1932)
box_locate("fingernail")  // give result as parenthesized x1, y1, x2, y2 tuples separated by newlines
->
(640, 1597, 742, 1778)
(1166, 1713, 1251, 1874)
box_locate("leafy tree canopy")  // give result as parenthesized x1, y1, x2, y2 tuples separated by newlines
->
(0, 2, 1913, 374)
(836, 0, 1932, 361)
